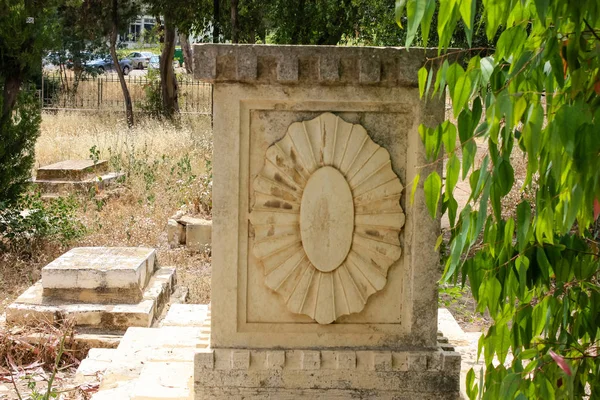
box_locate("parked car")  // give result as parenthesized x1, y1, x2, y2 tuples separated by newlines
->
(126, 51, 154, 69)
(87, 56, 133, 75)
(147, 55, 182, 71)
(148, 55, 160, 70)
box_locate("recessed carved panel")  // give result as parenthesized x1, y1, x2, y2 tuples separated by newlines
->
(249, 113, 405, 324)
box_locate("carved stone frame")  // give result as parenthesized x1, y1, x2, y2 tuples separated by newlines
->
(210, 82, 444, 350)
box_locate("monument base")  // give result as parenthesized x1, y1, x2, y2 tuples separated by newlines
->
(194, 345, 461, 399)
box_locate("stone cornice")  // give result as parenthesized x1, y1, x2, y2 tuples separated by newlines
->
(193, 44, 437, 87)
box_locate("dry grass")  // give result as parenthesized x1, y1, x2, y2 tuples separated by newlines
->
(1, 111, 214, 315)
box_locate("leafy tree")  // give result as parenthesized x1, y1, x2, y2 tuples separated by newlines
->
(80, 0, 139, 127)
(145, 0, 212, 118)
(397, 0, 600, 398)
(0, 0, 58, 204)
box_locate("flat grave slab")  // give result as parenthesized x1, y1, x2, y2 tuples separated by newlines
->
(7, 267, 176, 331)
(36, 159, 109, 181)
(42, 247, 156, 303)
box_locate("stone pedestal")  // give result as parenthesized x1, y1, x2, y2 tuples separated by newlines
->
(7, 247, 176, 332)
(193, 44, 460, 399)
(33, 159, 124, 195)
(167, 214, 212, 251)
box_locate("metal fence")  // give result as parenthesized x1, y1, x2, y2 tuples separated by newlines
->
(40, 73, 212, 114)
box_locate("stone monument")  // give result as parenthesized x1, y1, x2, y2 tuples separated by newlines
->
(193, 44, 461, 399)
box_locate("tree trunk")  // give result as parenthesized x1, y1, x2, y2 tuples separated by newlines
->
(231, 0, 239, 43)
(110, 0, 133, 127)
(0, 74, 22, 127)
(179, 33, 193, 74)
(213, 0, 220, 43)
(161, 16, 179, 118)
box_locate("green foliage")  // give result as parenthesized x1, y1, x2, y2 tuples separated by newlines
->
(0, 191, 86, 253)
(0, 91, 41, 204)
(399, 0, 600, 398)
(139, 68, 165, 118)
(0, 0, 59, 204)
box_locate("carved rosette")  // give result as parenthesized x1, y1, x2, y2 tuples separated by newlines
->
(249, 113, 405, 324)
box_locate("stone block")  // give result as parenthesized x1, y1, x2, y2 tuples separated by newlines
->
(132, 362, 193, 400)
(75, 357, 112, 383)
(185, 219, 212, 252)
(41, 247, 156, 304)
(6, 267, 175, 331)
(36, 160, 109, 181)
(167, 220, 185, 248)
(161, 304, 210, 327)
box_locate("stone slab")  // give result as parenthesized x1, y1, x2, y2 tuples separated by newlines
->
(132, 362, 193, 400)
(94, 324, 210, 398)
(75, 358, 112, 383)
(41, 247, 156, 303)
(185, 219, 211, 252)
(437, 308, 468, 345)
(161, 304, 210, 327)
(167, 219, 186, 248)
(6, 267, 176, 331)
(34, 172, 124, 195)
(194, 346, 460, 399)
(193, 44, 433, 87)
(36, 159, 109, 181)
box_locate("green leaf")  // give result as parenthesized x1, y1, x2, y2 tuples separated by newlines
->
(466, 368, 478, 400)
(516, 201, 531, 252)
(462, 141, 477, 179)
(441, 121, 457, 153)
(496, 26, 527, 61)
(437, 0, 458, 50)
(500, 372, 521, 398)
(420, 0, 436, 46)
(406, 0, 427, 48)
(395, 0, 408, 28)
(445, 153, 460, 200)
(480, 56, 495, 85)
(446, 62, 465, 99)
(418, 66, 428, 98)
(495, 323, 511, 364)
(458, 0, 475, 46)
(496, 160, 514, 197)
(479, 276, 502, 315)
(424, 171, 442, 218)
(452, 74, 472, 117)
(410, 173, 420, 205)
(534, 0, 549, 21)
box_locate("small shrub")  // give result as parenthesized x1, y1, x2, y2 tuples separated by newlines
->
(138, 68, 163, 118)
(0, 191, 86, 253)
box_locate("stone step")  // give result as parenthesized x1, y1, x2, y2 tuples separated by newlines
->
(160, 304, 209, 327)
(132, 362, 193, 400)
(7, 267, 176, 331)
(75, 348, 118, 383)
(96, 325, 209, 397)
(36, 159, 109, 181)
(41, 247, 157, 304)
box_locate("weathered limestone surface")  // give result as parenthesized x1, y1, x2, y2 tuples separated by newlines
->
(192, 44, 459, 399)
(167, 215, 211, 251)
(81, 304, 212, 400)
(42, 247, 156, 303)
(7, 248, 176, 331)
(34, 160, 124, 195)
(36, 160, 109, 181)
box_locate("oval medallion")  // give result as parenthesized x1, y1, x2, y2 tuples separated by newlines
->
(300, 166, 354, 273)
